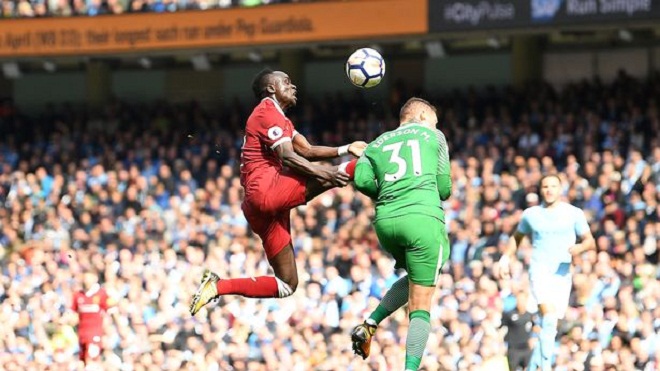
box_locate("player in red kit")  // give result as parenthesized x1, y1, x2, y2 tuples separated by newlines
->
(72, 272, 114, 365)
(190, 69, 362, 315)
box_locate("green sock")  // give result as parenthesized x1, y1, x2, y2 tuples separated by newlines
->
(367, 275, 409, 325)
(405, 310, 431, 371)
(368, 305, 390, 325)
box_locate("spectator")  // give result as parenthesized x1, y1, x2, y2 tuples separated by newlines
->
(0, 0, 303, 17)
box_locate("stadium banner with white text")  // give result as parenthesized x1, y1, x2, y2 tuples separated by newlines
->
(429, 0, 660, 32)
(0, 0, 427, 57)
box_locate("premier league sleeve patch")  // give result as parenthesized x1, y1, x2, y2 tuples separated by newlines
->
(268, 126, 284, 140)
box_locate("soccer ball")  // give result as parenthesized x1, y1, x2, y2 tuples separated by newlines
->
(345, 48, 385, 88)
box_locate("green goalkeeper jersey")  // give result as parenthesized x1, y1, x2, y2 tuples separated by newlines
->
(354, 123, 452, 222)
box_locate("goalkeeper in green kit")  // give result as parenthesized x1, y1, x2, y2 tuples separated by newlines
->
(350, 98, 451, 371)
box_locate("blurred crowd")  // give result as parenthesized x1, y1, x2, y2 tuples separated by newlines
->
(0, 0, 313, 18)
(0, 70, 659, 371)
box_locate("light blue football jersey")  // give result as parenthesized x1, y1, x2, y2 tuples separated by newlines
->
(517, 202, 590, 273)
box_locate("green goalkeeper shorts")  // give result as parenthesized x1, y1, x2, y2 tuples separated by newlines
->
(374, 214, 450, 287)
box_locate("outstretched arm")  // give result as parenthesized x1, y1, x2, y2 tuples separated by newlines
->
(275, 140, 349, 187)
(293, 133, 367, 161)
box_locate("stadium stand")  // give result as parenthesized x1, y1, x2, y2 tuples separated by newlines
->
(0, 70, 658, 370)
(0, 0, 305, 17)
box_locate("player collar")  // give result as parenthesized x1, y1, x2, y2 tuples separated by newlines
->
(263, 97, 286, 117)
(400, 122, 428, 129)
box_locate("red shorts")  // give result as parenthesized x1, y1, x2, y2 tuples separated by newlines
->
(242, 170, 307, 259)
(79, 335, 102, 362)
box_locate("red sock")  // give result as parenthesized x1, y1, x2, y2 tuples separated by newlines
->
(216, 276, 280, 298)
(340, 158, 358, 179)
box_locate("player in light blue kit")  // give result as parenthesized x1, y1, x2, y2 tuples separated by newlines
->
(499, 174, 595, 371)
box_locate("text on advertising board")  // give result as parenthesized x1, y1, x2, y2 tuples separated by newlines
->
(0, 0, 427, 58)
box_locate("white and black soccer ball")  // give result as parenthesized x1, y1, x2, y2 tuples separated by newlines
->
(345, 47, 385, 88)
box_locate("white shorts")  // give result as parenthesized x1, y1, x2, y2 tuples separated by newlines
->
(528, 263, 572, 318)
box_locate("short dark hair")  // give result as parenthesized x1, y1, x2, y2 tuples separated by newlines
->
(252, 68, 274, 99)
(540, 173, 561, 186)
(399, 97, 437, 122)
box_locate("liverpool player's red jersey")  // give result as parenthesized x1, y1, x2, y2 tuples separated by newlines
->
(72, 286, 109, 342)
(240, 97, 297, 196)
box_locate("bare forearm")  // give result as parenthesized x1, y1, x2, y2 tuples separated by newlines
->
(574, 235, 595, 254)
(504, 234, 522, 257)
(282, 153, 324, 180)
(293, 134, 349, 161)
(300, 145, 345, 161)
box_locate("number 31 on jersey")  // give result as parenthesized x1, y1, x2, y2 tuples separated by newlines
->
(382, 139, 422, 182)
